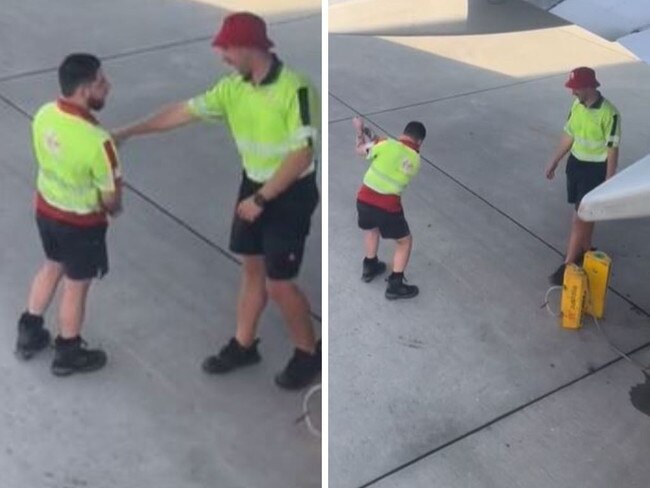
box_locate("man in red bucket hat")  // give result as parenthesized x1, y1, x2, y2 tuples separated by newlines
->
(545, 67, 621, 285)
(113, 12, 321, 390)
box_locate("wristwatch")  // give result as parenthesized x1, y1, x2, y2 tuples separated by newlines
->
(253, 192, 267, 208)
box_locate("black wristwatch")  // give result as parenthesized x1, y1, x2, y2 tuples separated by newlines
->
(253, 192, 267, 208)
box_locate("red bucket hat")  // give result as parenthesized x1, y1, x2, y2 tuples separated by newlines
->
(212, 12, 274, 50)
(565, 67, 600, 89)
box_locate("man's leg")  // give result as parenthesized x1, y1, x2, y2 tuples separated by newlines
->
(267, 279, 315, 353)
(202, 255, 267, 375)
(565, 212, 583, 264)
(550, 211, 593, 285)
(27, 260, 64, 315)
(235, 256, 268, 347)
(268, 278, 320, 390)
(565, 212, 595, 264)
(16, 260, 62, 359)
(364, 228, 380, 259)
(392, 234, 413, 273)
(362, 228, 386, 282)
(386, 233, 419, 300)
(50, 276, 107, 377)
(58, 277, 91, 339)
(50, 221, 109, 377)
(582, 219, 596, 253)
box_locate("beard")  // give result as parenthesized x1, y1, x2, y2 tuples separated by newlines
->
(88, 96, 105, 111)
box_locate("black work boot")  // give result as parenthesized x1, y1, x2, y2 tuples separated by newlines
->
(385, 272, 419, 300)
(275, 340, 321, 390)
(362, 257, 387, 283)
(51, 336, 107, 377)
(15, 312, 51, 360)
(548, 263, 567, 286)
(202, 338, 261, 374)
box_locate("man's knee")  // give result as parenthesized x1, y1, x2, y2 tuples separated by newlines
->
(42, 260, 64, 276)
(241, 256, 266, 278)
(266, 279, 297, 302)
(396, 234, 412, 246)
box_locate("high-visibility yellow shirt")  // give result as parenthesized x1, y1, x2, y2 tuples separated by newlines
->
(362, 138, 421, 195)
(33, 99, 122, 226)
(187, 55, 320, 183)
(564, 94, 621, 163)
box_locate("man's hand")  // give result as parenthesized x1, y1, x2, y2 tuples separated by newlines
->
(237, 196, 263, 222)
(545, 161, 558, 180)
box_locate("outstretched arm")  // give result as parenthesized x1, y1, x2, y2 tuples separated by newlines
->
(353, 116, 376, 156)
(111, 102, 199, 145)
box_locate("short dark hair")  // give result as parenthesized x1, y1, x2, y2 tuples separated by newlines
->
(404, 121, 426, 141)
(58, 53, 101, 97)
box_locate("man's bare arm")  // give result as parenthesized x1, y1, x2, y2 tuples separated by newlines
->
(545, 133, 573, 180)
(353, 116, 375, 156)
(112, 102, 198, 144)
(606, 146, 619, 180)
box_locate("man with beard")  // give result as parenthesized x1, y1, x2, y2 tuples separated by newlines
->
(113, 12, 321, 390)
(545, 67, 620, 285)
(16, 53, 122, 376)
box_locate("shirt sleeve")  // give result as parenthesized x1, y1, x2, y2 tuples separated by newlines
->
(286, 82, 320, 152)
(604, 110, 621, 148)
(187, 78, 229, 121)
(92, 138, 122, 193)
(563, 103, 576, 137)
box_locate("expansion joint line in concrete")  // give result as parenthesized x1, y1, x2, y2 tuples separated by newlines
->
(0, 94, 321, 324)
(328, 92, 650, 487)
(328, 73, 562, 125)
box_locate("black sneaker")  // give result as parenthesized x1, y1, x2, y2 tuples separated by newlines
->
(362, 258, 387, 283)
(15, 312, 51, 360)
(385, 273, 419, 300)
(202, 338, 261, 374)
(275, 340, 321, 390)
(548, 263, 566, 286)
(51, 336, 107, 377)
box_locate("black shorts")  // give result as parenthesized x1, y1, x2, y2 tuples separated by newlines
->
(229, 172, 319, 281)
(36, 215, 108, 280)
(357, 200, 410, 240)
(566, 154, 607, 209)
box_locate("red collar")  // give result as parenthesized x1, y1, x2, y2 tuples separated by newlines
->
(57, 98, 99, 125)
(399, 137, 420, 153)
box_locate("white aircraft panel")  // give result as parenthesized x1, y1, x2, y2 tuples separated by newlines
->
(578, 154, 650, 221)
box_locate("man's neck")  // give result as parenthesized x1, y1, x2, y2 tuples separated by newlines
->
(61, 95, 90, 112)
(584, 91, 601, 107)
(250, 53, 274, 85)
(399, 135, 421, 152)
